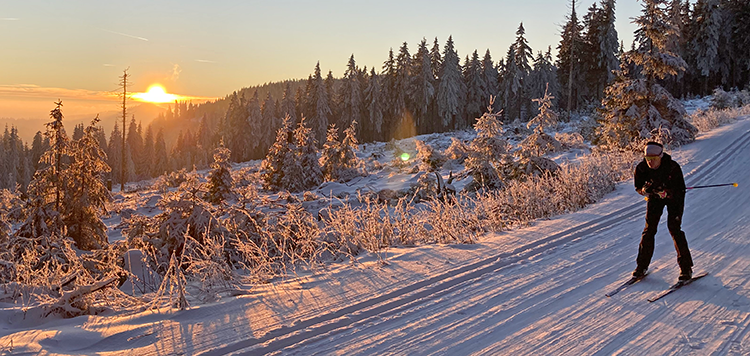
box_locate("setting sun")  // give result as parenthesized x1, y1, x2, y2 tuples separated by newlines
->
(132, 84, 180, 103)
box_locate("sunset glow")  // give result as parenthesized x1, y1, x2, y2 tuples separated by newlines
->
(132, 84, 180, 103)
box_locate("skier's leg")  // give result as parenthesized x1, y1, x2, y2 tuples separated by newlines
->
(637, 198, 664, 269)
(667, 197, 693, 270)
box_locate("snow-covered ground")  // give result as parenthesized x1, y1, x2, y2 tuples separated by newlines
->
(3, 104, 750, 355)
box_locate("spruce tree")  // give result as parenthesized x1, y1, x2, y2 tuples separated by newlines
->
(598, 0, 697, 148)
(437, 36, 464, 130)
(411, 39, 436, 134)
(691, 0, 722, 93)
(557, 0, 586, 113)
(206, 140, 234, 204)
(464, 50, 487, 126)
(292, 116, 323, 191)
(340, 55, 364, 132)
(310, 62, 332, 146)
(64, 116, 111, 250)
(261, 115, 294, 191)
(364, 68, 384, 142)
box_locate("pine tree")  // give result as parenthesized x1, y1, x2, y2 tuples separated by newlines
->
(464, 50, 487, 126)
(482, 50, 499, 104)
(691, 0, 722, 92)
(281, 82, 298, 124)
(528, 84, 560, 135)
(223, 92, 249, 162)
(598, 0, 697, 148)
(246, 90, 263, 158)
(340, 55, 364, 132)
(262, 92, 278, 152)
(126, 117, 143, 179)
(411, 39, 436, 134)
(292, 116, 323, 191)
(310, 62, 332, 146)
(107, 123, 122, 185)
(437, 36, 464, 130)
(319, 125, 342, 182)
(364, 68, 384, 142)
(142, 125, 155, 178)
(206, 140, 234, 204)
(153, 128, 169, 177)
(64, 116, 111, 250)
(394, 42, 412, 133)
(557, 0, 586, 112)
(261, 115, 294, 191)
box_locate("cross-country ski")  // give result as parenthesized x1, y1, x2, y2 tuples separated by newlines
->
(647, 272, 709, 303)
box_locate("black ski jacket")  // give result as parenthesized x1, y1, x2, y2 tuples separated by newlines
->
(634, 153, 686, 200)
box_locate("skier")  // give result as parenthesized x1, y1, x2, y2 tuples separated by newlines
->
(633, 141, 693, 281)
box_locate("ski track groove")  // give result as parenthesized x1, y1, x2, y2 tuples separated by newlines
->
(200, 129, 750, 356)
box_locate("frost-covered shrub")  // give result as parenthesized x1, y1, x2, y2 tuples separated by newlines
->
(415, 140, 445, 172)
(505, 156, 560, 181)
(517, 132, 563, 158)
(736, 90, 750, 107)
(710, 88, 733, 110)
(444, 137, 469, 163)
(464, 100, 512, 191)
(556, 132, 588, 149)
(688, 105, 750, 132)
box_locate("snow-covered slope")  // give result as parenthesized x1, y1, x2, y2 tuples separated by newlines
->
(2, 114, 750, 356)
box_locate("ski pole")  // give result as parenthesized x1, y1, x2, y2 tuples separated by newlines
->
(643, 183, 737, 200)
(685, 183, 738, 190)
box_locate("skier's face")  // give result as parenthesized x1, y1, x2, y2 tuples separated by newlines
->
(645, 155, 661, 169)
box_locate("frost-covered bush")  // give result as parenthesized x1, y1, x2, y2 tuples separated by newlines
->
(556, 132, 588, 149)
(688, 105, 750, 132)
(710, 88, 733, 110)
(444, 137, 469, 163)
(415, 140, 445, 172)
(517, 132, 563, 158)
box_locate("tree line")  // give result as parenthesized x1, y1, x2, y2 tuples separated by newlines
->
(2, 0, 749, 192)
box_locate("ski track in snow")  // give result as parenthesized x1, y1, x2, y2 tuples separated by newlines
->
(207, 122, 750, 356)
(2, 115, 750, 356)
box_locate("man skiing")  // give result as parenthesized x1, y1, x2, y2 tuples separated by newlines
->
(633, 141, 693, 281)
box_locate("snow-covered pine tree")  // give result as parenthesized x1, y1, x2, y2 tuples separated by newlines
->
(437, 36, 464, 130)
(340, 55, 364, 132)
(291, 116, 323, 191)
(410, 39, 436, 134)
(142, 125, 155, 178)
(502, 46, 522, 121)
(691, 0, 721, 93)
(311, 62, 332, 145)
(107, 122, 122, 185)
(599, 0, 620, 85)
(223, 92, 249, 162)
(281, 82, 298, 124)
(482, 50, 499, 105)
(206, 140, 234, 204)
(465, 98, 510, 191)
(598, 0, 697, 148)
(557, 0, 586, 113)
(319, 125, 342, 181)
(464, 50, 487, 127)
(262, 92, 278, 152)
(64, 116, 111, 250)
(126, 117, 143, 179)
(364, 68, 384, 142)
(246, 90, 263, 158)
(519, 85, 563, 158)
(527, 47, 561, 115)
(338, 120, 363, 181)
(153, 128, 169, 177)
(513, 23, 534, 121)
(394, 42, 412, 130)
(261, 115, 295, 191)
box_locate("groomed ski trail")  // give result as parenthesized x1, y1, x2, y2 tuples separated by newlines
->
(196, 120, 750, 356)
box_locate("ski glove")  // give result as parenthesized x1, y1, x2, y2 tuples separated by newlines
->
(655, 190, 668, 199)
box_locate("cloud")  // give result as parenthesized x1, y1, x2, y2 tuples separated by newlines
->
(195, 59, 217, 64)
(103, 64, 116, 67)
(171, 64, 182, 81)
(0, 84, 118, 101)
(1, 18, 20, 21)
(102, 29, 148, 42)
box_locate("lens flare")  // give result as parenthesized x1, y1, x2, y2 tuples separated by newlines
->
(400, 153, 410, 161)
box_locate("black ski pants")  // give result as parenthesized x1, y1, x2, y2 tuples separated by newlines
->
(636, 195, 693, 271)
